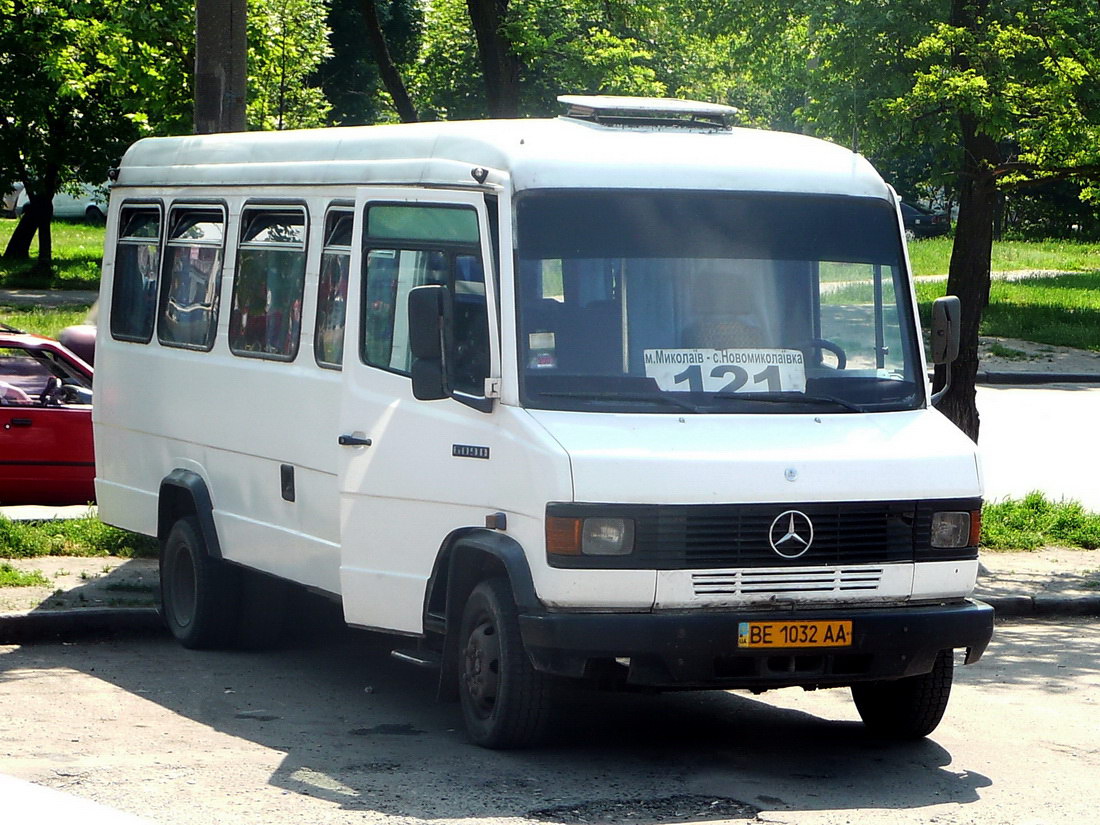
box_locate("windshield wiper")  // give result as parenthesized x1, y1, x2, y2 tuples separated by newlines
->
(536, 390, 698, 412)
(710, 391, 867, 413)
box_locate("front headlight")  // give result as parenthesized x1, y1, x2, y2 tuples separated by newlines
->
(546, 516, 635, 557)
(931, 510, 981, 548)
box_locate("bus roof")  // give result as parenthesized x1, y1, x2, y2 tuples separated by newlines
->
(116, 116, 891, 200)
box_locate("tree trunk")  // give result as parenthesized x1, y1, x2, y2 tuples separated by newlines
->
(358, 0, 418, 122)
(35, 213, 52, 272)
(194, 0, 247, 133)
(2, 190, 53, 273)
(466, 0, 521, 118)
(938, 113, 999, 442)
(2, 209, 39, 260)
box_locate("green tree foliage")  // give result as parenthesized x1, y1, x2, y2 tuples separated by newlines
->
(1, 0, 334, 274)
(248, 0, 333, 130)
(794, 1, 1100, 439)
(412, 0, 683, 119)
(0, 0, 152, 269)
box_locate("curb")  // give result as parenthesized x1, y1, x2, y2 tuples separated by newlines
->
(2, 597, 1098, 646)
(976, 372, 1100, 385)
(979, 595, 1100, 617)
(0, 607, 164, 644)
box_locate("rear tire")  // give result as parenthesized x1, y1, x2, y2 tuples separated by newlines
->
(160, 516, 240, 649)
(458, 577, 555, 748)
(851, 649, 954, 739)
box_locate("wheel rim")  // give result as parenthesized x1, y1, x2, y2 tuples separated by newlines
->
(168, 546, 198, 629)
(462, 617, 501, 719)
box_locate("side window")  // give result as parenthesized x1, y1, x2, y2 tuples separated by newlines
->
(315, 209, 352, 368)
(110, 206, 161, 342)
(229, 208, 307, 360)
(818, 262, 906, 374)
(361, 204, 490, 396)
(158, 207, 226, 350)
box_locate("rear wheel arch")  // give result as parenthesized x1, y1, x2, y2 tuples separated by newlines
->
(157, 469, 222, 559)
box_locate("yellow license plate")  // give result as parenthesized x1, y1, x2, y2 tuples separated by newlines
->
(737, 620, 853, 649)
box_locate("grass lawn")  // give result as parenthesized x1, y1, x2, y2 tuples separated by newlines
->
(0, 217, 104, 288)
(907, 236, 1100, 277)
(982, 492, 1100, 550)
(0, 306, 90, 337)
(0, 513, 157, 559)
(915, 271, 1100, 351)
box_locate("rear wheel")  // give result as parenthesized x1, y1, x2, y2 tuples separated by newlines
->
(851, 650, 954, 739)
(160, 516, 239, 649)
(458, 577, 555, 748)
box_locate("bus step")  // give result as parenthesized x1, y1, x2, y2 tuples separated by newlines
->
(390, 648, 441, 669)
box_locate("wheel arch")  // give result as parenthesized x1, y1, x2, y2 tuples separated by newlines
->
(158, 469, 222, 559)
(426, 527, 540, 701)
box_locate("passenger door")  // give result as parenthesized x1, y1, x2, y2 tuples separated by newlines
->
(337, 189, 502, 633)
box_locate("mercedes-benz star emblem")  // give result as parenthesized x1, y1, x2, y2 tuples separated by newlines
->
(769, 510, 814, 558)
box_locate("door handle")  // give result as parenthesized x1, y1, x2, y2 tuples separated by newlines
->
(5, 418, 32, 429)
(338, 434, 372, 447)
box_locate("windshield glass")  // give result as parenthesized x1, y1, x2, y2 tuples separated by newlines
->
(515, 191, 921, 413)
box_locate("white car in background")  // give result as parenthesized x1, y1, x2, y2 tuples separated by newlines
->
(15, 182, 109, 221)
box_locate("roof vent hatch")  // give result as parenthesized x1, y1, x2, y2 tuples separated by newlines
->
(558, 95, 739, 130)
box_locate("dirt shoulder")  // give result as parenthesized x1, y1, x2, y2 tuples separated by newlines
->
(978, 335, 1100, 376)
(0, 556, 157, 614)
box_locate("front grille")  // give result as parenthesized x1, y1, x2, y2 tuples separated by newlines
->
(692, 566, 884, 597)
(636, 501, 916, 568)
(546, 498, 981, 569)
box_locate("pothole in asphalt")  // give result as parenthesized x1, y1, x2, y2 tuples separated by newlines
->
(529, 794, 759, 824)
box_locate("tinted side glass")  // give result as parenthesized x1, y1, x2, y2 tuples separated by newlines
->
(158, 208, 226, 350)
(110, 206, 161, 342)
(315, 210, 352, 369)
(229, 208, 307, 360)
(361, 204, 489, 396)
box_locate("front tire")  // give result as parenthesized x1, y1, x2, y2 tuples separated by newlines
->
(458, 577, 555, 748)
(160, 516, 240, 649)
(851, 649, 954, 739)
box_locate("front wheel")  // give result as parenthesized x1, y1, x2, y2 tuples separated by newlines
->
(851, 649, 954, 739)
(458, 577, 555, 748)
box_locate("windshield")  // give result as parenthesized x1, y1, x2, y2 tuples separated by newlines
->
(515, 191, 921, 413)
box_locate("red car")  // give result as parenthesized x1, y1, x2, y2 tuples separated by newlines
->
(0, 324, 95, 505)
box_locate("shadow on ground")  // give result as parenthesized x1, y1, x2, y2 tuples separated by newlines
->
(0, 588, 997, 823)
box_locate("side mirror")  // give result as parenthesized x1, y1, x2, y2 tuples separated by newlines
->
(408, 284, 449, 400)
(931, 295, 961, 365)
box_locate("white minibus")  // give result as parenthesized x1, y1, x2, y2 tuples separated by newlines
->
(94, 96, 993, 748)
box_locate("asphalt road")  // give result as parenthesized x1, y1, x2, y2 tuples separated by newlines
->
(1, 614, 1097, 825)
(977, 383, 1100, 510)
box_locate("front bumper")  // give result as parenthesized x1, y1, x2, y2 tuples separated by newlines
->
(519, 600, 994, 689)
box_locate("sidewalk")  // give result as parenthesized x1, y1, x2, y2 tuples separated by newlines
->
(0, 287, 98, 308)
(1, 547, 1097, 645)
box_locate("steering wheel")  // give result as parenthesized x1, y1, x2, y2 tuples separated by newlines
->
(40, 376, 64, 407)
(806, 338, 847, 370)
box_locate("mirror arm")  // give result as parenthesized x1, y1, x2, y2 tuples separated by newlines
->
(452, 391, 494, 413)
(930, 361, 951, 406)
